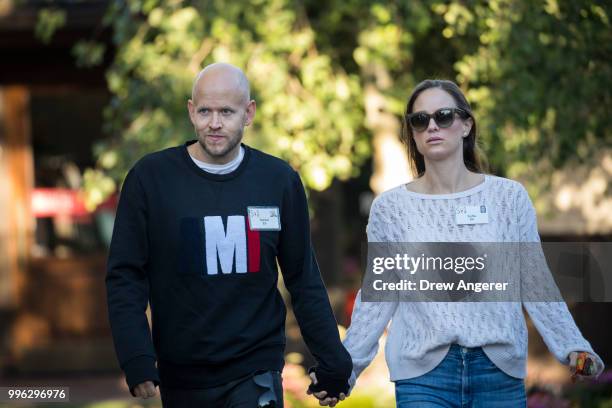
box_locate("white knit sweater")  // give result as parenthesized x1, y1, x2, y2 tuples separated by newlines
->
(343, 174, 604, 385)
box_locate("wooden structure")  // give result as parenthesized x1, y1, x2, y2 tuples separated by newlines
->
(0, 0, 116, 374)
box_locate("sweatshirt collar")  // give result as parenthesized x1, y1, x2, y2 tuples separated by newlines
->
(182, 140, 251, 181)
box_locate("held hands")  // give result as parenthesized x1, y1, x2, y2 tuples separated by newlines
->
(132, 381, 158, 399)
(568, 351, 599, 382)
(306, 371, 349, 407)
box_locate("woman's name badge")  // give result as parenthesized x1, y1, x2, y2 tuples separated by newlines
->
(248, 206, 281, 231)
(455, 205, 488, 225)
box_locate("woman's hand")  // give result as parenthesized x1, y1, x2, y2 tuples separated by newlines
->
(568, 351, 599, 380)
(307, 372, 348, 407)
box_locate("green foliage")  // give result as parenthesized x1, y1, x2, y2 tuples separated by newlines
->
(440, 0, 612, 191)
(72, 41, 107, 67)
(35, 7, 66, 43)
(308, 1, 438, 116)
(32, 0, 611, 208)
(85, 0, 370, 208)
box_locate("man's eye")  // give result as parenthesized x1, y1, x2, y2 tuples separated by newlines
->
(222, 109, 233, 115)
(198, 109, 209, 114)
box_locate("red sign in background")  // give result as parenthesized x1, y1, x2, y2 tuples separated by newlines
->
(31, 189, 117, 218)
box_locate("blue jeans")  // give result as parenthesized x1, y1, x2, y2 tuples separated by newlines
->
(395, 345, 526, 407)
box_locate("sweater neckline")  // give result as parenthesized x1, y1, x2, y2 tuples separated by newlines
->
(182, 140, 251, 181)
(401, 174, 490, 200)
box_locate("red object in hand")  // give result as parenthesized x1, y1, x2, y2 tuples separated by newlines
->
(572, 352, 595, 382)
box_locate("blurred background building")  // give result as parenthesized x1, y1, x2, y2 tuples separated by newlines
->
(0, 0, 117, 377)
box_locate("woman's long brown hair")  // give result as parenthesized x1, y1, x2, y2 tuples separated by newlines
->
(402, 79, 488, 177)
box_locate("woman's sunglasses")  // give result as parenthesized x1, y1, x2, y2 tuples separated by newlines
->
(406, 107, 469, 132)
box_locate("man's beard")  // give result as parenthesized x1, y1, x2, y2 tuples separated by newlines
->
(197, 128, 243, 159)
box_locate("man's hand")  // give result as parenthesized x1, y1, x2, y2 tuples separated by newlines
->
(306, 372, 348, 407)
(569, 351, 599, 381)
(133, 381, 158, 399)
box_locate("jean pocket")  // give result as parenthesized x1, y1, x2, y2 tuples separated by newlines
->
(253, 371, 282, 407)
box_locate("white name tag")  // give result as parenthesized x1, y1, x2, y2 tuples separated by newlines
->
(247, 207, 281, 231)
(455, 205, 489, 225)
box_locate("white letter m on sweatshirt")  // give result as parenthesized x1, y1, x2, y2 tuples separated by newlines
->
(204, 216, 247, 275)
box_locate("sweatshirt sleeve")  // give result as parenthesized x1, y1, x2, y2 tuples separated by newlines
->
(342, 197, 397, 387)
(517, 183, 604, 375)
(106, 168, 160, 394)
(277, 170, 353, 388)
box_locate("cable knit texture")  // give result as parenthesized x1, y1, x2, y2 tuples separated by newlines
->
(343, 174, 604, 386)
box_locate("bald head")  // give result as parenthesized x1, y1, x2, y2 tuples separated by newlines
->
(187, 62, 257, 164)
(191, 63, 250, 104)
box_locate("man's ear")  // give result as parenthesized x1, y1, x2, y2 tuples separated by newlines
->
(245, 100, 256, 126)
(187, 99, 196, 124)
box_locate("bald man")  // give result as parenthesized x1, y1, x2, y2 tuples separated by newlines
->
(106, 63, 352, 407)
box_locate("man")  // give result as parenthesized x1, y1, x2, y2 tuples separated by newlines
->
(105, 63, 352, 407)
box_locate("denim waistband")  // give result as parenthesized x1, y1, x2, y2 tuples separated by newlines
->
(448, 343, 486, 356)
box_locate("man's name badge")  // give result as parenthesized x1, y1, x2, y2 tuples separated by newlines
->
(455, 205, 489, 225)
(248, 207, 281, 231)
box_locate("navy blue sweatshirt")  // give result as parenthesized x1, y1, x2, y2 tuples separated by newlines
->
(106, 141, 352, 394)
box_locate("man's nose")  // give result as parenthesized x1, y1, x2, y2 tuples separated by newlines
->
(209, 112, 222, 129)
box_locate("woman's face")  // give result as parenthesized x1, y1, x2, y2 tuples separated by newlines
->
(410, 88, 472, 164)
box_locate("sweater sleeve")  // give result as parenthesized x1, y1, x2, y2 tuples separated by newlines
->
(106, 168, 160, 394)
(277, 170, 352, 391)
(342, 197, 398, 388)
(517, 184, 604, 375)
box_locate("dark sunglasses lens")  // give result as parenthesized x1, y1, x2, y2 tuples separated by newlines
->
(410, 113, 430, 131)
(435, 109, 455, 128)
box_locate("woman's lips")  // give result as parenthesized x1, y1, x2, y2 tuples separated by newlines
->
(426, 136, 443, 144)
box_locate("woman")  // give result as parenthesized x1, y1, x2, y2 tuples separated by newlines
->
(316, 79, 604, 407)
